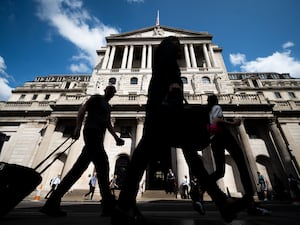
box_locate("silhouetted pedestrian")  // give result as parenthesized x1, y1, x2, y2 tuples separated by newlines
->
(40, 85, 124, 217)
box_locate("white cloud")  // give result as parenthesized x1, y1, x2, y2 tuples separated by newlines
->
(229, 53, 246, 66)
(0, 77, 12, 101)
(0, 56, 8, 76)
(0, 56, 13, 101)
(35, 0, 120, 73)
(229, 42, 300, 78)
(282, 41, 294, 49)
(69, 63, 90, 73)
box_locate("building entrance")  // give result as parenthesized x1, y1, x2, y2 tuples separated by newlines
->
(147, 147, 172, 190)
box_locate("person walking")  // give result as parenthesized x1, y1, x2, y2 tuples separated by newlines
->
(40, 85, 124, 217)
(112, 36, 247, 225)
(44, 175, 61, 199)
(165, 168, 176, 195)
(109, 174, 119, 197)
(84, 172, 97, 200)
(206, 94, 271, 215)
(181, 175, 189, 199)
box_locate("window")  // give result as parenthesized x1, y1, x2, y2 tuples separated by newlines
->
(202, 76, 211, 84)
(181, 76, 188, 84)
(65, 82, 71, 89)
(19, 94, 26, 101)
(258, 74, 267, 79)
(32, 94, 38, 100)
(130, 77, 138, 85)
(109, 77, 116, 85)
(128, 93, 137, 101)
(120, 126, 132, 138)
(288, 92, 296, 99)
(274, 92, 282, 99)
(44, 94, 50, 100)
(252, 79, 259, 88)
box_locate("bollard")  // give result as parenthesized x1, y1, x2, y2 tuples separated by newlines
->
(33, 184, 43, 201)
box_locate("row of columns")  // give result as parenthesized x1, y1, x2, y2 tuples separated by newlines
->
(34, 115, 297, 193)
(101, 43, 216, 70)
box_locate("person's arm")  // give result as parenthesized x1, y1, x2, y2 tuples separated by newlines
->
(72, 100, 88, 140)
(212, 105, 241, 127)
(107, 122, 125, 146)
(214, 117, 241, 126)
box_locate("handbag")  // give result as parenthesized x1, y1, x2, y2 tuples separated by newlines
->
(161, 91, 210, 150)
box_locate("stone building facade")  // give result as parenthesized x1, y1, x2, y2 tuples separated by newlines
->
(0, 25, 299, 198)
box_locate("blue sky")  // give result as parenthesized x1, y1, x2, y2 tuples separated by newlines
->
(1, 0, 300, 101)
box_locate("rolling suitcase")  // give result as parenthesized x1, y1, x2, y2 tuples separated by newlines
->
(0, 137, 76, 217)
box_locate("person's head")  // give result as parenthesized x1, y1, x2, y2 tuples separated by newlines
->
(155, 36, 181, 61)
(104, 85, 116, 100)
(207, 94, 218, 105)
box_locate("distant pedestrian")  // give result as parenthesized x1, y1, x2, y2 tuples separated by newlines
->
(84, 173, 97, 200)
(181, 175, 189, 199)
(190, 175, 205, 215)
(165, 168, 176, 195)
(257, 171, 267, 201)
(109, 175, 119, 196)
(45, 175, 61, 199)
(288, 174, 300, 205)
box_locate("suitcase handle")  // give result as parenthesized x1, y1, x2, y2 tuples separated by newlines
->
(38, 139, 76, 174)
(33, 136, 72, 171)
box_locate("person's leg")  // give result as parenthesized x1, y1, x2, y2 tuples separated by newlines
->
(181, 148, 248, 223)
(92, 144, 116, 215)
(223, 131, 255, 200)
(84, 185, 92, 197)
(40, 149, 90, 216)
(90, 187, 95, 200)
(210, 134, 226, 182)
(117, 137, 152, 211)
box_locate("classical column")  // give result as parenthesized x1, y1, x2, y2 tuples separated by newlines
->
(61, 131, 83, 178)
(141, 45, 147, 69)
(107, 45, 116, 69)
(176, 148, 190, 187)
(32, 117, 58, 168)
(121, 45, 129, 69)
(189, 44, 197, 68)
(208, 44, 216, 67)
(147, 45, 152, 69)
(135, 117, 144, 147)
(101, 46, 111, 69)
(127, 45, 134, 69)
(203, 44, 212, 68)
(184, 44, 191, 68)
(105, 118, 117, 178)
(237, 120, 258, 189)
(269, 120, 296, 176)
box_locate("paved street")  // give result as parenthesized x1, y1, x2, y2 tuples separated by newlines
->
(0, 198, 299, 225)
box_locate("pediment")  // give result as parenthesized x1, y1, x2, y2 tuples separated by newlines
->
(107, 25, 212, 40)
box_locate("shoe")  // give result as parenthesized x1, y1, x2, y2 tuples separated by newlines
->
(248, 205, 272, 216)
(217, 197, 248, 223)
(40, 205, 67, 217)
(193, 201, 205, 215)
(111, 206, 147, 225)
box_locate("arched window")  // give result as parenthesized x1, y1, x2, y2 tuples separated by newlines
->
(181, 76, 188, 84)
(109, 77, 116, 85)
(130, 77, 138, 85)
(114, 154, 130, 189)
(202, 76, 211, 84)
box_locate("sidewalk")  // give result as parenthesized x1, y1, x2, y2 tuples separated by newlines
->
(1, 194, 299, 225)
